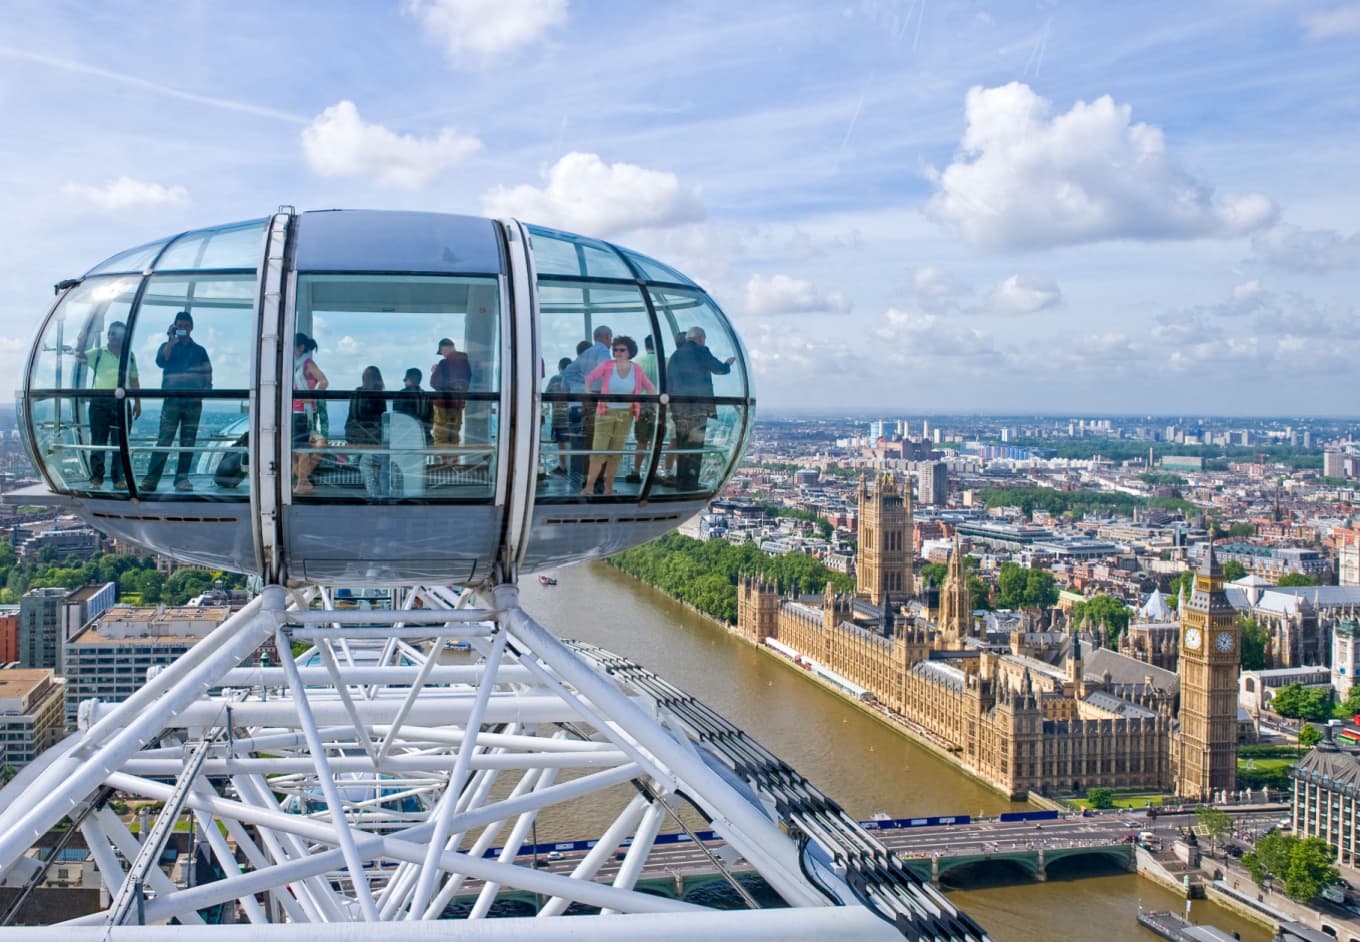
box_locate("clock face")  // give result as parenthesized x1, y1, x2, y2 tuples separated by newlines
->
(1184, 627, 1202, 651)
(1215, 631, 1235, 653)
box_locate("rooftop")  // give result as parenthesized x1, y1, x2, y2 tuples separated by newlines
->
(71, 605, 231, 645)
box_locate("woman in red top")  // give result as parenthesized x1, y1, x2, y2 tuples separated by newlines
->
(580, 335, 655, 496)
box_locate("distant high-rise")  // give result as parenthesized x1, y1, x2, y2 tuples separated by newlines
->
(1324, 451, 1345, 479)
(18, 587, 68, 670)
(917, 461, 949, 506)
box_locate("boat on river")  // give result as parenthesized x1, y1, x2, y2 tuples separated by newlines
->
(539, 574, 558, 586)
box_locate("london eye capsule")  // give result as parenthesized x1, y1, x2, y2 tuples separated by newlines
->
(16, 210, 754, 584)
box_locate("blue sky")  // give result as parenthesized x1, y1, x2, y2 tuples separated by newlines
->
(2, 0, 1358, 415)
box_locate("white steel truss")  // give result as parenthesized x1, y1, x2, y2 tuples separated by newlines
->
(0, 583, 987, 941)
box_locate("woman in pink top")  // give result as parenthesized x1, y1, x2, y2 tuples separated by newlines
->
(580, 335, 655, 496)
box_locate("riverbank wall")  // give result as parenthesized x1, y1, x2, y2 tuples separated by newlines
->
(600, 560, 1035, 806)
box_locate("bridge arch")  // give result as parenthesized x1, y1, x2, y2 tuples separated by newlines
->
(937, 855, 1041, 886)
(1041, 846, 1135, 878)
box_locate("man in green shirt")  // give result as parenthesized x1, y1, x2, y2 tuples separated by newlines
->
(75, 320, 140, 489)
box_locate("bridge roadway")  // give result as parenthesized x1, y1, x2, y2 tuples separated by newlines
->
(499, 807, 1292, 892)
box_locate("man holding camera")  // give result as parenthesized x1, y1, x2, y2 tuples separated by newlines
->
(141, 310, 212, 492)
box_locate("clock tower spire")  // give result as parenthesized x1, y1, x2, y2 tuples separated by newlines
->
(1175, 540, 1240, 800)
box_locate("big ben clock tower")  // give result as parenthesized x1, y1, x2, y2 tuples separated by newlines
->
(1176, 541, 1240, 800)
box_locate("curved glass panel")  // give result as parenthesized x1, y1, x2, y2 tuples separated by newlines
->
(31, 276, 140, 393)
(154, 219, 266, 271)
(85, 240, 170, 277)
(650, 288, 747, 399)
(292, 274, 501, 502)
(537, 280, 662, 500)
(619, 249, 696, 287)
(527, 226, 633, 280)
(131, 274, 257, 390)
(653, 402, 748, 498)
(27, 393, 136, 493)
(125, 399, 250, 498)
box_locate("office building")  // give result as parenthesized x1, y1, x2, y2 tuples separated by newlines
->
(0, 669, 65, 771)
(63, 605, 230, 729)
(18, 588, 68, 670)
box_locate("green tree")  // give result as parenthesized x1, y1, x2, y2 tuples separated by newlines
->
(1195, 806, 1233, 850)
(1336, 684, 1360, 720)
(1166, 571, 1194, 608)
(1071, 595, 1132, 644)
(1086, 787, 1115, 810)
(996, 562, 1057, 611)
(1240, 618, 1270, 672)
(1221, 560, 1247, 582)
(1277, 572, 1318, 587)
(967, 574, 992, 611)
(919, 563, 948, 588)
(1271, 683, 1333, 722)
(165, 568, 216, 604)
(1225, 523, 1256, 539)
(1244, 832, 1340, 901)
(1298, 724, 1323, 748)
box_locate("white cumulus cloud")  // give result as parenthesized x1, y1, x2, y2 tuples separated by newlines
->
(744, 273, 850, 316)
(988, 274, 1062, 316)
(301, 100, 481, 189)
(61, 177, 188, 211)
(481, 152, 704, 236)
(925, 82, 1277, 251)
(407, 0, 567, 63)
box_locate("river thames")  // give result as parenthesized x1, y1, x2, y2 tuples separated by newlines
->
(519, 561, 1273, 942)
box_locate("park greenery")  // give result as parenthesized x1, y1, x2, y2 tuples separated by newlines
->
(608, 533, 854, 625)
(977, 486, 1142, 518)
(1297, 725, 1323, 748)
(1242, 832, 1339, 901)
(1085, 787, 1115, 810)
(1001, 437, 1324, 471)
(0, 543, 245, 606)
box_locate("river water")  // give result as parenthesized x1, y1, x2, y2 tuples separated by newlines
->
(519, 562, 1273, 942)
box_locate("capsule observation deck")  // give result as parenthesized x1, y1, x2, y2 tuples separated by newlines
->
(17, 209, 754, 584)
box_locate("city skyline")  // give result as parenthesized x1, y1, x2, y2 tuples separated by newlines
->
(1, 1, 1357, 414)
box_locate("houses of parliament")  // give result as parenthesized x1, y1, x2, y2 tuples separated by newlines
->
(736, 473, 1240, 801)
